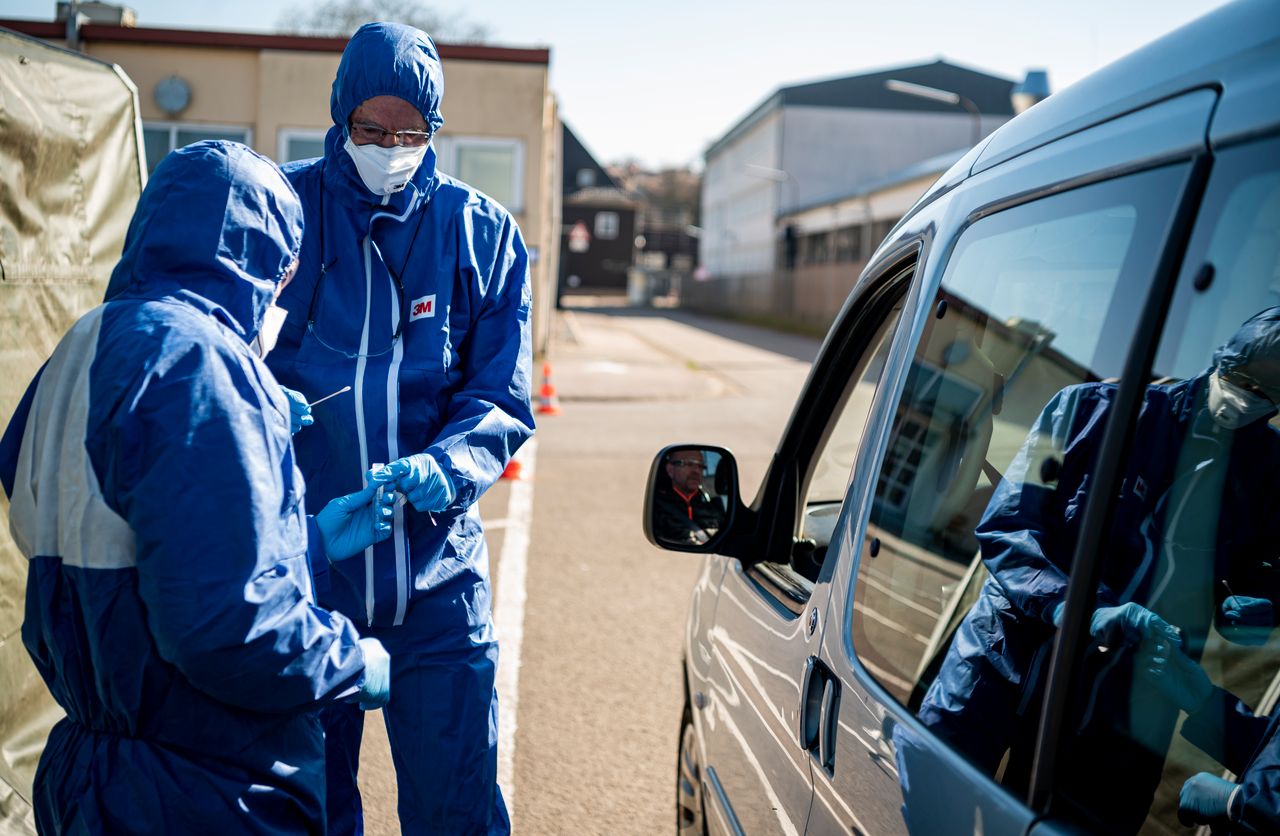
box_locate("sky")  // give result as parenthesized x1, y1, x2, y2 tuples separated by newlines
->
(0, 0, 1233, 169)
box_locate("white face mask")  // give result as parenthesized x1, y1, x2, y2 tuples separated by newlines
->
(344, 136, 428, 195)
(254, 303, 288, 359)
(1207, 373, 1274, 429)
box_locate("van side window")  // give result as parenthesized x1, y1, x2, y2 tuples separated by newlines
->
(846, 165, 1189, 793)
(750, 285, 905, 607)
(1051, 137, 1280, 834)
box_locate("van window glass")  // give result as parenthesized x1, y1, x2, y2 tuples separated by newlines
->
(845, 164, 1189, 798)
(1052, 137, 1280, 835)
(751, 285, 905, 607)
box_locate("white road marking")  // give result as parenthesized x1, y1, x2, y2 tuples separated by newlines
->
(494, 437, 536, 826)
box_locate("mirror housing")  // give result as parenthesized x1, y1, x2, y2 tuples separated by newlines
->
(643, 444, 739, 553)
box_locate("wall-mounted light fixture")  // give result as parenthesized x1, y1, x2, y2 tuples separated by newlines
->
(154, 75, 191, 117)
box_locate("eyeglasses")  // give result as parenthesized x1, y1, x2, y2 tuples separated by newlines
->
(668, 459, 707, 470)
(1220, 369, 1275, 405)
(349, 120, 433, 148)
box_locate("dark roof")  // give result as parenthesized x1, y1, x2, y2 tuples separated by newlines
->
(0, 19, 549, 63)
(561, 122, 618, 195)
(706, 59, 1015, 159)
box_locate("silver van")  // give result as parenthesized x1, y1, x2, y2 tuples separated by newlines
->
(645, 1, 1280, 833)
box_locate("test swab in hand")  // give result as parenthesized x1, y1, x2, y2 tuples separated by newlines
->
(308, 385, 352, 407)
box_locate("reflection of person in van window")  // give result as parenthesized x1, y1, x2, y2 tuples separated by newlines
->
(917, 308, 1280, 833)
(654, 449, 726, 546)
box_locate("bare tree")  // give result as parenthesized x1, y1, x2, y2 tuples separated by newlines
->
(276, 0, 491, 42)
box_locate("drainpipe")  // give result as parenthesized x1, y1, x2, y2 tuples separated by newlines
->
(65, 0, 84, 51)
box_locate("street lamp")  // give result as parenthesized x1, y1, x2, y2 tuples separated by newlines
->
(885, 78, 982, 147)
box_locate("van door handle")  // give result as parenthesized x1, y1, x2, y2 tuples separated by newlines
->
(798, 656, 840, 774)
(817, 676, 840, 774)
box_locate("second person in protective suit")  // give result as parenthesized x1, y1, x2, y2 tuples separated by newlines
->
(266, 21, 535, 836)
(0, 140, 395, 835)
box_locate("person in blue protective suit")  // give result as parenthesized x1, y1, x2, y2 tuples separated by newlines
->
(263, 22, 534, 835)
(0, 140, 398, 835)
(916, 308, 1280, 834)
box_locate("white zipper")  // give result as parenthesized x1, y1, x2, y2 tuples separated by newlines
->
(357, 235, 374, 625)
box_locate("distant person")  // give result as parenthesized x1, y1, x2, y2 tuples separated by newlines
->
(653, 449, 726, 546)
(263, 22, 534, 835)
(0, 141, 394, 835)
(917, 308, 1280, 833)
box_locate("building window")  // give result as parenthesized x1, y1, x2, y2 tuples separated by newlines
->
(576, 168, 596, 188)
(802, 232, 830, 265)
(142, 122, 251, 174)
(278, 128, 328, 163)
(594, 212, 619, 240)
(834, 225, 862, 263)
(435, 135, 525, 213)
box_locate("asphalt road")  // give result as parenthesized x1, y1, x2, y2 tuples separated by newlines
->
(356, 300, 820, 835)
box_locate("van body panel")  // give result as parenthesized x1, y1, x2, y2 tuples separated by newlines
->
(1208, 38, 1280, 148)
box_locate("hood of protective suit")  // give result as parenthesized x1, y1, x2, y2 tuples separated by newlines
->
(324, 22, 444, 209)
(103, 140, 303, 342)
(1212, 306, 1280, 404)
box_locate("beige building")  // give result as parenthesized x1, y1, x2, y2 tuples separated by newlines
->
(2, 16, 562, 355)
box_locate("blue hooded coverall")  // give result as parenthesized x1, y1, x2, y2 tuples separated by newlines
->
(918, 309, 1280, 833)
(264, 23, 534, 835)
(0, 141, 373, 834)
(1182, 687, 1280, 833)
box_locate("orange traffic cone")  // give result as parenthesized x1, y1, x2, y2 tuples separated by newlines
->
(537, 362, 562, 415)
(500, 459, 523, 480)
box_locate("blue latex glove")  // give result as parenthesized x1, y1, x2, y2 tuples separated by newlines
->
(1220, 595, 1274, 646)
(279, 386, 313, 435)
(350, 637, 391, 711)
(1138, 639, 1213, 713)
(1178, 773, 1237, 826)
(383, 453, 456, 513)
(1089, 602, 1177, 649)
(315, 468, 397, 561)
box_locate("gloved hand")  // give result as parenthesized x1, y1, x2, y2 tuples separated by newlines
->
(383, 453, 456, 513)
(349, 637, 391, 711)
(1138, 638, 1213, 713)
(279, 386, 314, 435)
(1177, 773, 1237, 826)
(315, 468, 397, 561)
(1089, 602, 1177, 649)
(1220, 595, 1274, 646)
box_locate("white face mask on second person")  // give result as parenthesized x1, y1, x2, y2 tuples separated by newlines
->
(344, 136, 428, 195)
(1207, 372, 1275, 429)
(254, 304, 288, 359)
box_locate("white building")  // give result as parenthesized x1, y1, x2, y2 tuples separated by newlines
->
(701, 60, 1017, 280)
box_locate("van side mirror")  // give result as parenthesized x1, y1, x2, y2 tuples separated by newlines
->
(643, 444, 738, 552)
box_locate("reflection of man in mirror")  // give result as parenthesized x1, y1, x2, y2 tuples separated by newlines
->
(654, 449, 726, 546)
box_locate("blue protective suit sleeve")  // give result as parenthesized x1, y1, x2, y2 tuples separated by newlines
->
(112, 338, 365, 713)
(305, 514, 331, 595)
(0, 364, 44, 499)
(423, 213, 535, 506)
(1183, 693, 1280, 836)
(1183, 687, 1274, 776)
(1236, 757, 1280, 835)
(975, 385, 1118, 623)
